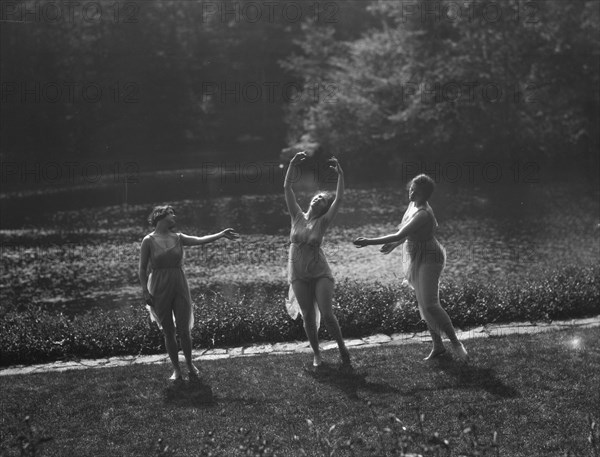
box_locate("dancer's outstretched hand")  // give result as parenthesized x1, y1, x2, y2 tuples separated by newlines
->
(380, 242, 399, 255)
(143, 290, 153, 307)
(221, 228, 240, 240)
(353, 237, 369, 248)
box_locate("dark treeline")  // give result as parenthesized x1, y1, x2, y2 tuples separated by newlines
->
(0, 0, 371, 167)
(1, 0, 598, 179)
(282, 0, 600, 181)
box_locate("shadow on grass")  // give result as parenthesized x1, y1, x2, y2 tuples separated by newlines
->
(433, 357, 520, 399)
(303, 362, 400, 400)
(163, 378, 216, 407)
(163, 378, 278, 408)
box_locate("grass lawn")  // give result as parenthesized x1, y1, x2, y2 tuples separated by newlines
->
(1, 328, 599, 457)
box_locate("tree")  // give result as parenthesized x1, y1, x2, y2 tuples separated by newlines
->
(281, 0, 600, 178)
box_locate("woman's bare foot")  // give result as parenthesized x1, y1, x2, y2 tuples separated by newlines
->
(452, 342, 468, 361)
(188, 364, 200, 379)
(313, 353, 322, 367)
(169, 369, 183, 381)
(423, 347, 447, 361)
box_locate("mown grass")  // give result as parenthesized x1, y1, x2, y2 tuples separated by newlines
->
(1, 328, 599, 457)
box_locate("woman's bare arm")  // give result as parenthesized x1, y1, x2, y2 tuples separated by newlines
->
(139, 236, 152, 303)
(380, 241, 403, 255)
(284, 152, 305, 219)
(323, 158, 344, 224)
(179, 229, 239, 246)
(354, 211, 429, 247)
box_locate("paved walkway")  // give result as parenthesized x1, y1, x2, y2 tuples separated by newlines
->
(1, 316, 599, 377)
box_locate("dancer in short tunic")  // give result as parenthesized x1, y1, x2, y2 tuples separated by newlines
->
(284, 151, 351, 369)
(146, 232, 194, 332)
(354, 174, 468, 361)
(399, 202, 447, 297)
(288, 211, 333, 283)
(139, 205, 239, 381)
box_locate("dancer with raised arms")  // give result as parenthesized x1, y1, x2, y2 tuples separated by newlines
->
(284, 152, 351, 369)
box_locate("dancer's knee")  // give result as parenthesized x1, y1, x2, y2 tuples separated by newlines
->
(321, 311, 338, 327)
(301, 309, 317, 327)
(420, 305, 442, 326)
(178, 327, 191, 341)
(427, 321, 443, 335)
(162, 323, 176, 339)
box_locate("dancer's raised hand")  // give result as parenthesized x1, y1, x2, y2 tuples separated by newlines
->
(327, 157, 342, 175)
(291, 151, 307, 165)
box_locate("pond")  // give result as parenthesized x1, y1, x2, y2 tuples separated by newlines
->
(0, 167, 598, 315)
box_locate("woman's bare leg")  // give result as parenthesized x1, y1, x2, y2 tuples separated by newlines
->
(292, 280, 321, 366)
(174, 297, 199, 377)
(161, 318, 182, 379)
(179, 329, 199, 377)
(315, 278, 350, 365)
(414, 275, 446, 360)
(417, 263, 467, 361)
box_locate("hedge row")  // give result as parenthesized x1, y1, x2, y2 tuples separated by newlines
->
(1, 265, 598, 366)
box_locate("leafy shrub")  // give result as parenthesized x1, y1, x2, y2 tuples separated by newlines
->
(1, 265, 598, 366)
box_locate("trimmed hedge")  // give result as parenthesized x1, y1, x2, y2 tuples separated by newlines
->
(1, 265, 598, 366)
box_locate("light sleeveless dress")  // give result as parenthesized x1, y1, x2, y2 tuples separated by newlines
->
(399, 203, 446, 319)
(285, 212, 333, 326)
(145, 233, 194, 331)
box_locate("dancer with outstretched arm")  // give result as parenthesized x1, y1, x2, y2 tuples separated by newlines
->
(284, 152, 351, 369)
(354, 174, 468, 361)
(139, 205, 239, 381)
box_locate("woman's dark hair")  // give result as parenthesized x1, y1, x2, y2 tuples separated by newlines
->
(409, 174, 436, 200)
(314, 191, 335, 218)
(148, 205, 174, 226)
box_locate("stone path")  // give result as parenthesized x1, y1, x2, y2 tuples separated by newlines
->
(1, 316, 598, 377)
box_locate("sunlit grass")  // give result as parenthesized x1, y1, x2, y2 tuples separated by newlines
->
(1, 328, 599, 456)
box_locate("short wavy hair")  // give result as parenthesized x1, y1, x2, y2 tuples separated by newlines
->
(148, 205, 174, 226)
(408, 174, 436, 201)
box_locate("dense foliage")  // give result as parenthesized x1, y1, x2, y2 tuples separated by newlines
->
(1, 0, 371, 165)
(2, 265, 598, 366)
(2, 1, 598, 177)
(282, 0, 600, 176)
